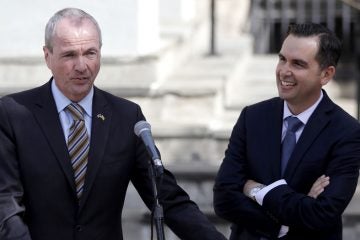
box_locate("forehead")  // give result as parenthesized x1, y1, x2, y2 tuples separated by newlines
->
(52, 18, 100, 47)
(280, 35, 319, 61)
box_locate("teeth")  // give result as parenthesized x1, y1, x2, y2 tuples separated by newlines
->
(281, 81, 295, 86)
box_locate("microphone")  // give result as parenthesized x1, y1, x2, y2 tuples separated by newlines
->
(134, 120, 164, 176)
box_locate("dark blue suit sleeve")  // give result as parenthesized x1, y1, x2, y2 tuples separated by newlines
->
(263, 128, 360, 230)
(213, 107, 281, 238)
(0, 99, 32, 240)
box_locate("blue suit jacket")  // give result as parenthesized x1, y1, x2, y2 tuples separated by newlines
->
(214, 90, 360, 240)
(0, 80, 226, 240)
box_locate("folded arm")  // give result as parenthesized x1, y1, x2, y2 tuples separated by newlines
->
(248, 129, 360, 230)
(213, 109, 281, 238)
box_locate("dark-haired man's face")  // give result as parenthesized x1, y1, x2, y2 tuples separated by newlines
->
(275, 35, 334, 114)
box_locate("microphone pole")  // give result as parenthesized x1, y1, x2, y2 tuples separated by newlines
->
(148, 161, 165, 240)
(134, 121, 165, 240)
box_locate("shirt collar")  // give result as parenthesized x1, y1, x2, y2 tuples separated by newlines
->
(51, 79, 93, 117)
(283, 90, 323, 125)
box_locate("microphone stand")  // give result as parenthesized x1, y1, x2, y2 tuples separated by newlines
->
(148, 159, 165, 240)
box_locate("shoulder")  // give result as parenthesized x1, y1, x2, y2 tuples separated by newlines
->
(247, 97, 282, 110)
(240, 97, 282, 118)
(230, 97, 282, 133)
(329, 103, 360, 131)
(0, 83, 48, 113)
(94, 87, 140, 110)
(3, 85, 45, 102)
(320, 92, 359, 128)
(93, 87, 145, 122)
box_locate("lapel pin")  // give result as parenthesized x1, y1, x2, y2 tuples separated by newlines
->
(97, 114, 105, 121)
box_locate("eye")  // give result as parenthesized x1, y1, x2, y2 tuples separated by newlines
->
(278, 55, 286, 62)
(85, 50, 98, 58)
(293, 61, 306, 68)
(62, 52, 75, 58)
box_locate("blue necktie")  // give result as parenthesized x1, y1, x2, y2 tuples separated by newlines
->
(281, 116, 303, 176)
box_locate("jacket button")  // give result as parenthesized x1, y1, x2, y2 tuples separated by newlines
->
(75, 225, 83, 232)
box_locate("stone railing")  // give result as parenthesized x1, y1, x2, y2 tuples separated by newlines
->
(122, 162, 360, 239)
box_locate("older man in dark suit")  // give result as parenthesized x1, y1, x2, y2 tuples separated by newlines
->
(214, 23, 360, 240)
(0, 8, 226, 240)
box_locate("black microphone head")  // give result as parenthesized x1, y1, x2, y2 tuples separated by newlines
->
(134, 120, 151, 137)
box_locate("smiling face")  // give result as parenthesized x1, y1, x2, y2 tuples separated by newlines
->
(276, 34, 335, 114)
(43, 17, 101, 102)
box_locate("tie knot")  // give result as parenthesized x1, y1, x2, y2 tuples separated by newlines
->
(285, 116, 303, 133)
(67, 103, 85, 121)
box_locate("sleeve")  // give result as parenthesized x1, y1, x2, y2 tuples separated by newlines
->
(213, 107, 281, 239)
(255, 179, 287, 205)
(130, 105, 227, 240)
(262, 127, 360, 231)
(0, 99, 32, 239)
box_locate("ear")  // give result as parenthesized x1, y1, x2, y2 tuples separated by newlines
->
(320, 66, 335, 86)
(43, 46, 51, 69)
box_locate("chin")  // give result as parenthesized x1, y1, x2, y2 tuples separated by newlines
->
(277, 89, 285, 99)
(278, 92, 291, 101)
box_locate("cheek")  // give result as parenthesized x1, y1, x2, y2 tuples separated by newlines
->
(275, 63, 289, 78)
(275, 67, 281, 78)
(297, 75, 319, 92)
(89, 61, 101, 77)
(53, 61, 73, 74)
(92, 60, 101, 70)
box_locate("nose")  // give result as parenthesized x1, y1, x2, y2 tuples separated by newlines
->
(277, 62, 291, 78)
(74, 57, 87, 73)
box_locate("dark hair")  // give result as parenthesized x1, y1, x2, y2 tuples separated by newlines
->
(286, 23, 342, 69)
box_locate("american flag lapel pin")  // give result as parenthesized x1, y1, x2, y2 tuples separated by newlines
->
(97, 114, 105, 121)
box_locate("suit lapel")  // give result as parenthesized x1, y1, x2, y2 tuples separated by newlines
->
(267, 99, 284, 181)
(30, 82, 113, 208)
(31, 81, 76, 193)
(283, 91, 333, 180)
(79, 88, 112, 211)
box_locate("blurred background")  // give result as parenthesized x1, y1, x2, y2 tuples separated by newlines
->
(1, 0, 360, 239)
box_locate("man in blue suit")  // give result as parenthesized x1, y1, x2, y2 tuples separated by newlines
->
(214, 23, 360, 239)
(0, 8, 226, 240)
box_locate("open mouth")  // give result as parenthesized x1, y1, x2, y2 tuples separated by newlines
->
(281, 80, 296, 87)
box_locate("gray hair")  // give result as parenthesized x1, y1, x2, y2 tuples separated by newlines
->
(44, 8, 102, 52)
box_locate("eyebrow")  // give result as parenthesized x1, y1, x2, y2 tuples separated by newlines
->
(60, 50, 76, 56)
(60, 47, 98, 56)
(278, 53, 308, 67)
(85, 47, 99, 53)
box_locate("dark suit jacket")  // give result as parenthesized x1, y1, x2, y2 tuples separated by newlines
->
(0, 80, 226, 240)
(214, 90, 360, 240)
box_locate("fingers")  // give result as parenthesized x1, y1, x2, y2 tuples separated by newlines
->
(308, 175, 330, 199)
(243, 179, 258, 195)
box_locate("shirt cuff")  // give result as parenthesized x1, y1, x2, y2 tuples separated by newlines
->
(278, 225, 289, 238)
(254, 179, 287, 205)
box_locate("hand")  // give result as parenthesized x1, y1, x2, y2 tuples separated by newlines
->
(307, 175, 330, 199)
(243, 179, 263, 199)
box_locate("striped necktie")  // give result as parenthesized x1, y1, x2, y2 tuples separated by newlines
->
(66, 103, 90, 200)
